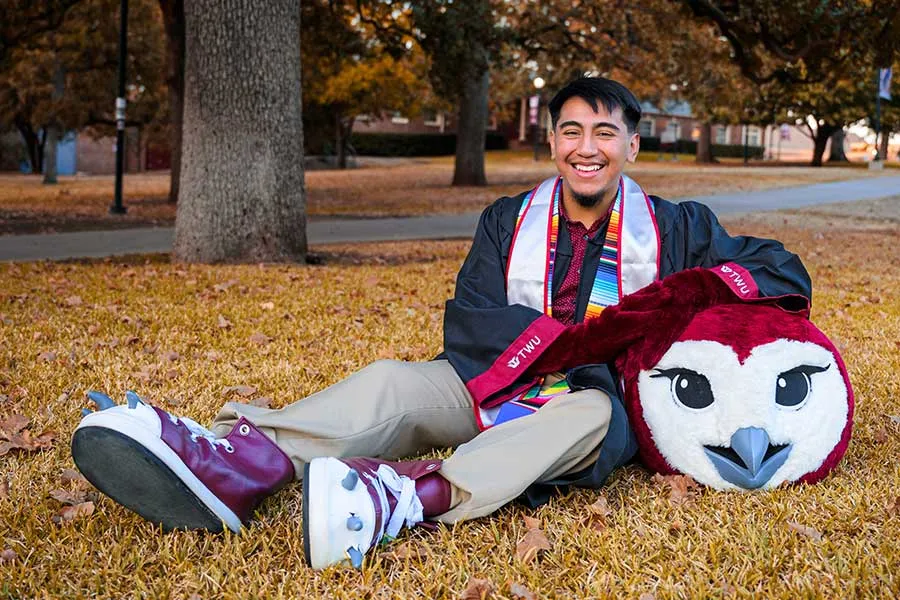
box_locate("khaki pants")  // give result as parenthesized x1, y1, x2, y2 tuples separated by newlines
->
(211, 359, 611, 523)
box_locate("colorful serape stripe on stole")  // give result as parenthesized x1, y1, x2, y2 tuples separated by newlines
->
(544, 183, 561, 317)
(584, 181, 623, 321)
(494, 376, 572, 425)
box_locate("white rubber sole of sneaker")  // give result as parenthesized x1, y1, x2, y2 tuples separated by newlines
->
(304, 457, 377, 570)
(74, 406, 242, 533)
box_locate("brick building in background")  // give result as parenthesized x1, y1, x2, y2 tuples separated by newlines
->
(1, 97, 893, 174)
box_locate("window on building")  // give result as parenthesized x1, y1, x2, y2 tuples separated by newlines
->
(715, 126, 727, 144)
(670, 120, 682, 140)
(638, 120, 654, 137)
(746, 126, 761, 146)
(390, 111, 409, 125)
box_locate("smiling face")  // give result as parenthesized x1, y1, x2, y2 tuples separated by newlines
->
(548, 96, 640, 211)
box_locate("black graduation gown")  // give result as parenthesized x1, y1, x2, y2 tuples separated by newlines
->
(441, 189, 812, 508)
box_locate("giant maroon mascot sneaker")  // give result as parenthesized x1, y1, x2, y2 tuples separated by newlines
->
(71, 391, 294, 532)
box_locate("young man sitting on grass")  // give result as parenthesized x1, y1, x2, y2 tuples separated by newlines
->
(72, 77, 811, 570)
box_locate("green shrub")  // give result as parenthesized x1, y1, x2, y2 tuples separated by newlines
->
(640, 136, 764, 159)
(348, 132, 508, 157)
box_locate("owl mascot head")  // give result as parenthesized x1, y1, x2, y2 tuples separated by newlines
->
(535, 265, 853, 490)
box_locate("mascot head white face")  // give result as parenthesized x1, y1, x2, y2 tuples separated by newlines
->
(619, 303, 853, 490)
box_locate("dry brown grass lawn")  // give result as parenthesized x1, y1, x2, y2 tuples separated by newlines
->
(0, 153, 890, 233)
(1, 199, 899, 598)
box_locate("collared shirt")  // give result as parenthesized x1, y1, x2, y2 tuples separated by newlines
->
(551, 200, 613, 325)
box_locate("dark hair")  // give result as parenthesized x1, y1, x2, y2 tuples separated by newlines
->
(548, 77, 642, 133)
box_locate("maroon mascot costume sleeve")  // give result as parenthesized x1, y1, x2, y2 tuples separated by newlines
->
(529, 266, 854, 490)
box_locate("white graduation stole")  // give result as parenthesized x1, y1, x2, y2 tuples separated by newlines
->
(485, 174, 660, 428)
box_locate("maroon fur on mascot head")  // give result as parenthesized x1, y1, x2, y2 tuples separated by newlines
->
(617, 302, 854, 488)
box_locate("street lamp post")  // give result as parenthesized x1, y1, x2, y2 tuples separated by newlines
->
(532, 76, 545, 161)
(110, 0, 128, 215)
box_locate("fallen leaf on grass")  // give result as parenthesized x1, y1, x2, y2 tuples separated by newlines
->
(0, 414, 29, 437)
(509, 581, 538, 600)
(224, 385, 257, 398)
(886, 415, 900, 426)
(52, 501, 94, 524)
(249, 397, 272, 408)
(0, 476, 8, 500)
(38, 351, 57, 362)
(0, 414, 55, 456)
(0, 548, 15, 563)
(652, 473, 698, 505)
(460, 577, 494, 600)
(786, 521, 823, 541)
(874, 427, 890, 443)
(65, 295, 83, 307)
(49, 487, 91, 505)
(639, 593, 657, 600)
(887, 497, 900, 516)
(217, 315, 233, 329)
(516, 517, 551, 564)
(587, 495, 612, 517)
(60, 468, 88, 487)
(132, 365, 157, 383)
(381, 541, 423, 562)
(213, 280, 238, 293)
(163, 351, 180, 362)
(584, 494, 612, 531)
(249, 332, 272, 346)
(260, 301, 275, 311)
(49, 489, 85, 505)
(720, 580, 737, 595)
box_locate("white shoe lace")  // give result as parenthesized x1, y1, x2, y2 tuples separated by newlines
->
(369, 465, 424, 542)
(171, 414, 234, 453)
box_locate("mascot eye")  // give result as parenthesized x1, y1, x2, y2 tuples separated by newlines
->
(651, 368, 714, 410)
(776, 364, 829, 409)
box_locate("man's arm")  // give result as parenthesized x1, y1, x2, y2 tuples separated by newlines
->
(658, 199, 813, 301)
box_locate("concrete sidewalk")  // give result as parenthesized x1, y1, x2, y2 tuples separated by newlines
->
(2, 174, 898, 262)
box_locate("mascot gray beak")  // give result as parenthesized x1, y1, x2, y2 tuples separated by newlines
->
(704, 427, 792, 489)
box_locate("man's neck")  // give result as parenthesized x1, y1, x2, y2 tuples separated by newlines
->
(562, 188, 617, 228)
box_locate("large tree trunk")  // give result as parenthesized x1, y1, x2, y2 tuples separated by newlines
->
(15, 115, 43, 173)
(878, 131, 890, 161)
(160, 0, 184, 203)
(827, 129, 848, 162)
(695, 122, 717, 164)
(452, 68, 489, 186)
(174, 0, 306, 263)
(810, 124, 839, 167)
